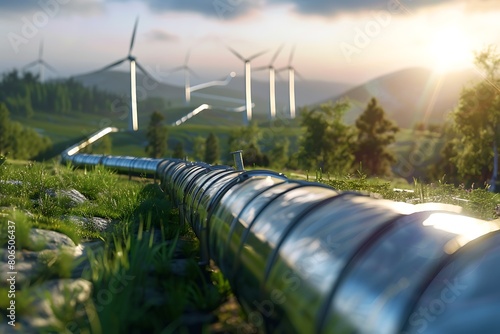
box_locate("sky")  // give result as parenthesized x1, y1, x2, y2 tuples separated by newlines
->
(1, 0, 500, 86)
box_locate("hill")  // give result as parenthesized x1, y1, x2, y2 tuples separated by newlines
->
(72, 70, 352, 118)
(323, 67, 482, 128)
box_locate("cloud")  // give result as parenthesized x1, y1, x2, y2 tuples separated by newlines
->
(0, 0, 104, 16)
(145, 29, 179, 42)
(108, 0, 492, 19)
(110, 0, 263, 19)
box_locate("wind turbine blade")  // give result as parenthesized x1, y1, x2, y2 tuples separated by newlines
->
(288, 45, 297, 65)
(227, 46, 245, 61)
(271, 44, 284, 65)
(75, 58, 127, 77)
(98, 58, 128, 73)
(136, 62, 160, 83)
(129, 17, 139, 55)
(23, 60, 39, 71)
(187, 68, 201, 79)
(39, 39, 44, 60)
(167, 66, 185, 75)
(185, 49, 191, 66)
(40, 60, 58, 74)
(248, 49, 268, 61)
(294, 69, 306, 81)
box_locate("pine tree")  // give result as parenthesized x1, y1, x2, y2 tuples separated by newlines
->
(145, 111, 167, 158)
(354, 97, 399, 176)
(173, 142, 185, 159)
(192, 136, 206, 161)
(204, 133, 220, 164)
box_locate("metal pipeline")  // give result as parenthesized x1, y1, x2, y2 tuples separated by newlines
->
(61, 135, 500, 333)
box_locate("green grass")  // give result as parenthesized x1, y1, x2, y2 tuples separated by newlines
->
(2, 158, 499, 332)
(0, 160, 237, 333)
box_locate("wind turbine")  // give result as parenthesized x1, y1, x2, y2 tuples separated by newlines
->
(255, 45, 284, 120)
(278, 45, 301, 119)
(78, 17, 157, 131)
(23, 39, 57, 82)
(168, 50, 198, 104)
(227, 46, 267, 125)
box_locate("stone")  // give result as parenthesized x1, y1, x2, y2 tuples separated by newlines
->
(18, 279, 93, 331)
(27, 228, 77, 252)
(64, 215, 111, 232)
(45, 188, 87, 207)
(0, 180, 23, 186)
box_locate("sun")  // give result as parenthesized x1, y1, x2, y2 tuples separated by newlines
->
(429, 26, 473, 73)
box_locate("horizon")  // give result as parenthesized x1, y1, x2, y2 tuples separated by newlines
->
(2, 1, 499, 87)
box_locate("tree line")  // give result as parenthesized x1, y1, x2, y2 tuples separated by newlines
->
(0, 103, 52, 160)
(0, 70, 121, 117)
(428, 46, 500, 189)
(145, 99, 400, 177)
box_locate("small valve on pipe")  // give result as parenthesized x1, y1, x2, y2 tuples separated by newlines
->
(230, 150, 245, 171)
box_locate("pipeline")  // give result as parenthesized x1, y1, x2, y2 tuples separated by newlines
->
(61, 133, 500, 333)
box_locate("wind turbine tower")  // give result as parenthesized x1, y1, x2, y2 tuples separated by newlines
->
(227, 47, 267, 125)
(279, 46, 300, 119)
(255, 45, 283, 120)
(23, 39, 57, 82)
(169, 50, 198, 104)
(77, 17, 157, 131)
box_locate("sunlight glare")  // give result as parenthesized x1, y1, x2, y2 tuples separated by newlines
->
(429, 26, 473, 73)
(422, 213, 499, 253)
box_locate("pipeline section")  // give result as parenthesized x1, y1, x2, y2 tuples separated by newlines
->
(61, 145, 500, 333)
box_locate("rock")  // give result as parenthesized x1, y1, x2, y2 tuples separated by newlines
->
(64, 215, 111, 232)
(0, 246, 79, 287)
(0, 180, 23, 186)
(0, 207, 34, 219)
(27, 228, 77, 252)
(18, 279, 93, 331)
(71, 240, 105, 278)
(45, 188, 87, 207)
(0, 253, 40, 287)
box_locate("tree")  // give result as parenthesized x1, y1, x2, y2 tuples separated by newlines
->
(228, 121, 268, 167)
(173, 142, 185, 159)
(204, 133, 220, 164)
(413, 121, 426, 132)
(452, 45, 500, 187)
(353, 97, 399, 176)
(269, 137, 289, 169)
(0, 103, 10, 155)
(192, 136, 206, 161)
(145, 111, 167, 158)
(298, 101, 355, 174)
(0, 102, 52, 159)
